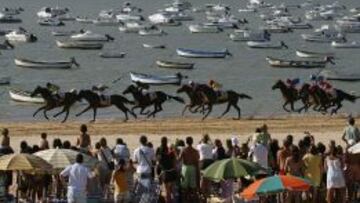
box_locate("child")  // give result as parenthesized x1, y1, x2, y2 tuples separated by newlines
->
(112, 159, 130, 203)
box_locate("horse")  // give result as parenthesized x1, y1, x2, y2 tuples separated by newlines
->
(298, 83, 324, 113)
(30, 86, 77, 122)
(272, 80, 301, 112)
(123, 84, 184, 118)
(177, 84, 252, 120)
(75, 90, 136, 122)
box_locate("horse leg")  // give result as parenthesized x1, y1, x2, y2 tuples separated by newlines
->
(139, 107, 150, 115)
(147, 105, 158, 118)
(218, 103, 231, 119)
(331, 102, 342, 115)
(43, 109, 50, 120)
(182, 105, 190, 116)
(33, 106, 46, 117)
(53, 107, 66, 118)
(202, 105, 212, 120)
(233, 104, 241, 120)
(61, 108, 70, 123)
(76, 106, 92, 117)
(91, 108, 97, 122)
(282, 101, 290, 112)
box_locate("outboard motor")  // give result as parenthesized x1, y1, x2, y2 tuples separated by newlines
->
(281, 41, 288, 49)
(30, 34, 37, 42)
(105, 34, 115, 41)
(4, 40, 14, 49)
(70, 57, 80, 67)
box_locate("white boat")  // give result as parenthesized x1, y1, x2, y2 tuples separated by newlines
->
(331, 41, 360, 48)
(296, 49, 335, 58)
(138, 28, 166, 36)
(170, 12, 193, 21)
(116, 14, 144, 22)
(261, 25, 292, 33)
(302, 32, 346, 43)
(70, 31, 114, 42)
(130, 72, 183, 85)
(93, 18, 122, 26)
(37, 7, 68, 19)
(0, 15, 22, 23)
(38, 18, 64, 26)
(188, 24, 221, 33)
(238, 8, 257, 13)
(9, 88, 44, 103)
(75, 16, 94, 24)
(119, 21, 146, 33)
(156, 60, 194, 69)
(0, 77, 10, 85)
(148, 13, 174, 24)
(2, 7, 24, 16)
(99, 52, 126, 58)
(142, 43, 166, 49)
(229, 30, 270, 42)
(56, 40, 104, 49)
(176, 48, 230, 58)
(5, 30, 37, 43)
(319, 70, 360, 81)
(247, 41, 288, 49)
(14, 57, 79, 69)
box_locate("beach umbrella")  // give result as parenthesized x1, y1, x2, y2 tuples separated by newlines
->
(202, 158, 269, 181)
(241, 175, 312, 200)
(0, 153, 52, 172)
(34, 148, 98, 171)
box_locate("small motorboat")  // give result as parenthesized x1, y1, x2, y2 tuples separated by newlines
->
(176, 48, 231, 58)
(2, 7, 24, 16)
(0, 40, 14, 49)
(37, 7, 68, 19)
(9, 88, 45, 103)
(319, 70, 360, 81)
(5, 29, 37, 43)
(142, 43, 166, 49)
(266, 56, 334, 68)
(296, 49, 335, 58)
(38, 18, 64, 26)
(302, 33, 346, 43)
(130, 72, 184, 85)
(247, 41, 288, 49)
(229, 30, 270, 42)
(99, 52, 126, 58)
(116, 13, 144, 22)
(51, 30, 77, 36)
(70, 31, 114, 42)
(14, 57, 79, 69)
(0, 77, 10, 85)
(138, 28, 166, 36)
(56, 40, 104, 49)
(188, 24, 222, 33)
(156, 60, 194, 69)
(261, 25, 292, 33)
(93, 18, 122, 26)
(119, 21, 147, 33)
(0, 15, 22, 23)
(331, 41, 360, 48)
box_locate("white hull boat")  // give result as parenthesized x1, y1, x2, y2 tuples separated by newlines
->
(296, 49, 335, 58)
(138, 29, 166, 36)
(70, 31, 114, 42)
(116, 14, 144, 21)
(142, 43, 165, 49)
(99, 52, 126, 58)
(176, 48, 230, 58)
(229, 31, 269, 42)
(75, 17, 94, 24)
(93, 19, 121, 26)
(188, 24, 221, 33)
(9, 88, 45, 103)
(247, 41, 288, 49)
(38, 18, 64, 26)
(331, 41, 360, 48)
(56, 40, 104, 49)
(130, 72, 183, 85)
(14, 57, 79, 69)
(5, 30, 37, 43)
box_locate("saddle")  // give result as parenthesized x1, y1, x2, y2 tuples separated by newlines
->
(143, 91, 157, 101)
(216, 91, 228, 101)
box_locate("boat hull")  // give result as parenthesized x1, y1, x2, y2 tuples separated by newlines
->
(9, 88, 45, 103)
(14, 58, 73, 69)
(156, 60, 194, 69)
(130, 72, 182, 85)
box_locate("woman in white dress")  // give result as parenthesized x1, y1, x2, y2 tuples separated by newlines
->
(324, 146, 346, 203)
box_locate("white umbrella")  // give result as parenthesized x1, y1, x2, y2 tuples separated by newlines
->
(348, 142, 360, 154)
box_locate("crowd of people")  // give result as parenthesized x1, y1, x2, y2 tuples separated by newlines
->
(0, 117, 359, 203)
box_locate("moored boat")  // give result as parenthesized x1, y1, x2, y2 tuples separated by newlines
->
(5, 30, 37, 43)
(14, 57, 79, 69)
(70, 31, 114, 42)
(295, 49, 335, 58)
(247, 41, 288, 49)
(266, 56, 334, 68)
(99, 52, 126, 58)
(142, 43, 166, 49)
(188, 24, 222, 33)
(156, 60, 194, 69)
(130, 72, 184, 85)
(0, 77, 10, 85)
(51, 30, 77, 36)
(331, 41, 360, 48)
(318, 70, 360, 81)
(176, 48, 231, 58)
(38, 18, 64, 26)
(9, 88, 44, 103)
(56, 40, 104, 49)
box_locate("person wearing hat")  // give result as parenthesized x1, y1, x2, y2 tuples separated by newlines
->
(92, 84, 108, 101)
(46, 82, 62, 100)
(342, 117, 360, 147)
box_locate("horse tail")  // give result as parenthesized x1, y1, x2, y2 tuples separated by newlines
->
(236, 92, 252, 100)
(167, 95, 185, 104)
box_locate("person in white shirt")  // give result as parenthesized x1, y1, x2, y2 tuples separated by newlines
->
(113, 138, 130, 165)
(133, 135, 155, 188)
(197, 134, 214, 170)
(60, 154, 95, 203)
(248, 142, 268, 169)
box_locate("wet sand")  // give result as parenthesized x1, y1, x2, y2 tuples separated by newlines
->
(0, 115, 353, 152)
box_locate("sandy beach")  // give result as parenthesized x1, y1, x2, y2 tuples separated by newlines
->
(0, 115, 354, 152)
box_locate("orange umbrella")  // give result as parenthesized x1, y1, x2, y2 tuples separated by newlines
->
(241, 175, 312, 200)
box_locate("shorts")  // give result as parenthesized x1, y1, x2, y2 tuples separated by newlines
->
(114, 191, 129, 202)
(162, 169, 177, 183)
(67, 188, 86, 203)
(181, 165, 197, 189)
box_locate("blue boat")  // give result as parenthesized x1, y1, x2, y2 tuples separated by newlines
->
(176, 48, 231, 58)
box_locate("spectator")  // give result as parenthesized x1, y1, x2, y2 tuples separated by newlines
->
(133, 135, 155, 188)
(303, 145, 323, 203)
(77, 124, 91, 153)
(111, 159, 130, 203)
(113, 138, 130, 164)
(342, 117, 360, 147)
(39, 133, 49, 150)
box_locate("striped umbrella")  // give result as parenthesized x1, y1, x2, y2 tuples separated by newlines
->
(34, 148, 98, 171)
(202, 158, 269, 181)
(241, 175, 312, 200)
(0, 153, 52, 172)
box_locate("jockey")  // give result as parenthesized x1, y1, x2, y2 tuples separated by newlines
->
(134, 81, 149, 95)
(285, 78, 300, 90)
(69, 88, 77, 95)
(46, 82, 61, 100)
(319, 80, 337, 99)
(92, 84, 108, 100)
(208, 79, 222, 97)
